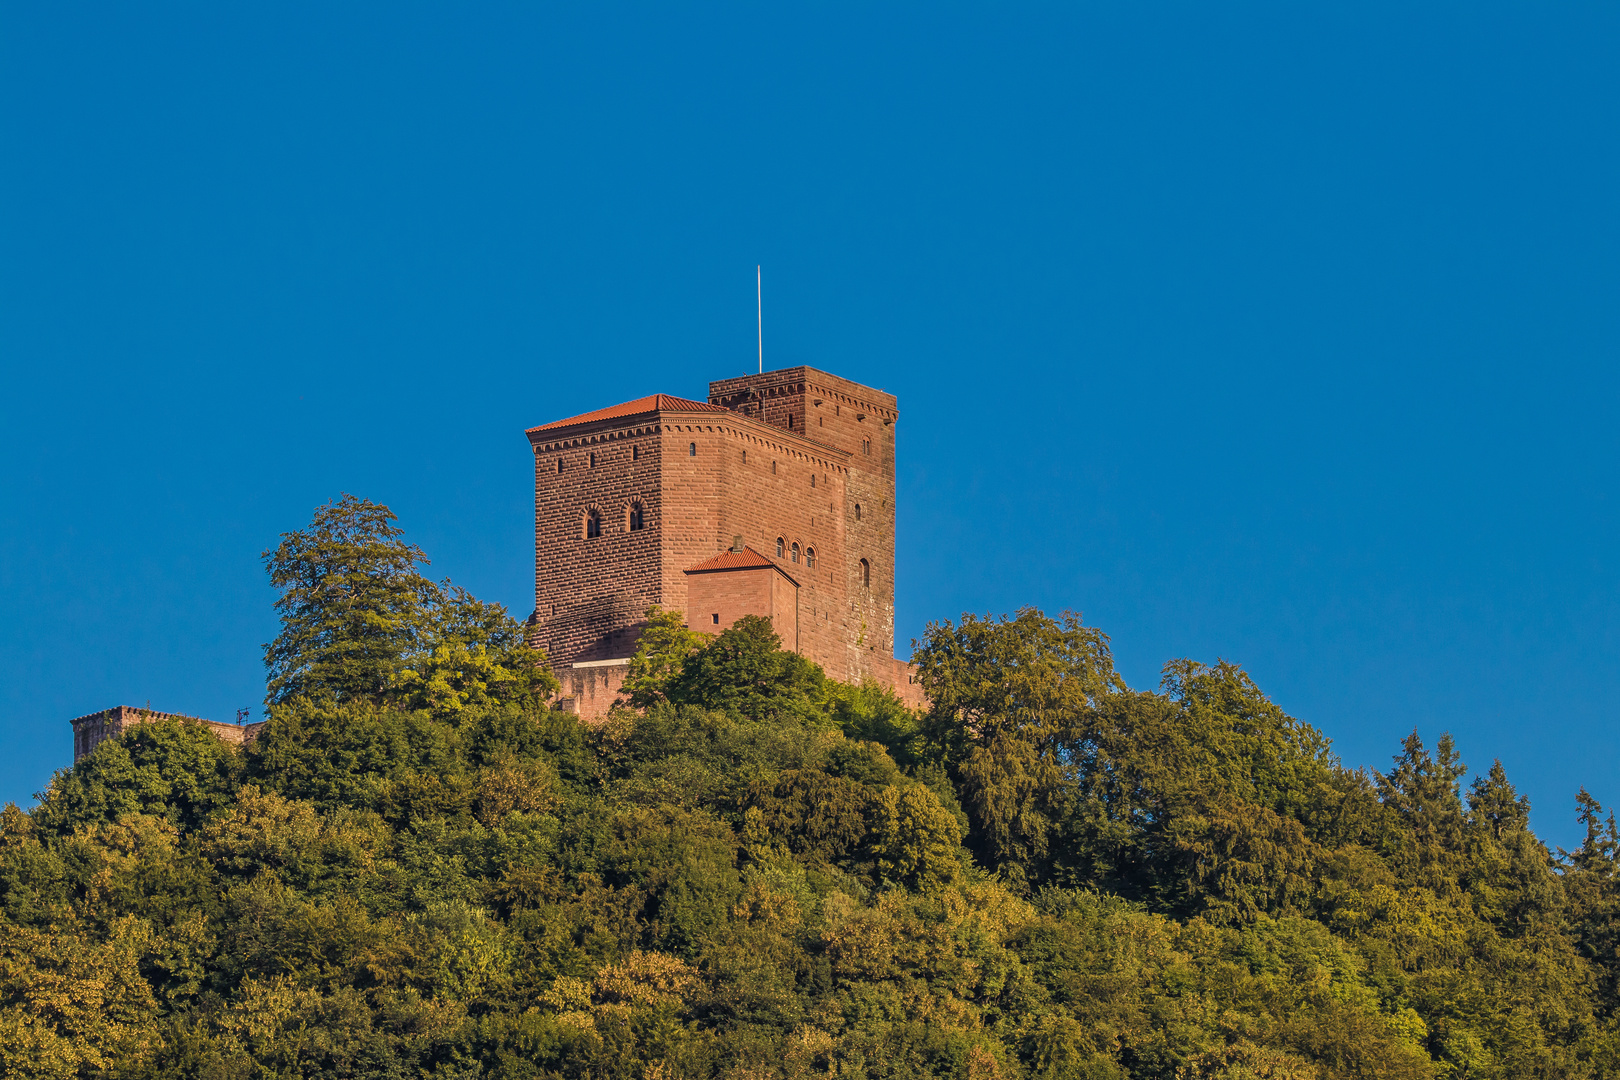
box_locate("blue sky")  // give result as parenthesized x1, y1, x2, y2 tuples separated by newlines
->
(2, 4, 1616, 848)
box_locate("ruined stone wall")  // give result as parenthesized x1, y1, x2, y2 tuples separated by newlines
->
(70, 706, 265, 763)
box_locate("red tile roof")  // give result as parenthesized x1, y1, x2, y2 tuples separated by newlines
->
(684, 546, 795, 581)
(527, 394, 729, 434)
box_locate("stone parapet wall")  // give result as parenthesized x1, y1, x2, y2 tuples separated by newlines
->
(70, 705, 265, 763)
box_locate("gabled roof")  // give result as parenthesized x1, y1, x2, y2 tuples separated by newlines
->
(684, 546, 798, 585)
(527, 394, 729, 435)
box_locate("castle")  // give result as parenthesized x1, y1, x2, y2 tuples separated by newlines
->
(72, 364, 914, 758)
(528, 365, 919, 719)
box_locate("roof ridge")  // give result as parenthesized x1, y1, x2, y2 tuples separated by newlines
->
(683, 545, 798, 584)
(527, 393, 729, 434)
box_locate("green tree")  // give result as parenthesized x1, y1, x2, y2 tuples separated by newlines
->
(32, 716, 243, 836)
(263, 494, 436, 706)
(912, 609, 1114, 884)
(668, 615, 827, 723)
(1564, 789, 1620, 1015)
(393, 584, 559, 715)
(620, 606, 708, 709)
(1375, 731, 1468, 886)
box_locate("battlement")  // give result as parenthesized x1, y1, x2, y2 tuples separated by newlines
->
(69, 705, 265, 763)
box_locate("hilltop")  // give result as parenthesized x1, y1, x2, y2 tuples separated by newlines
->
(3, 498, 1618, 1079)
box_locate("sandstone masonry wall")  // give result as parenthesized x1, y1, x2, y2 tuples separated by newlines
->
(70, 706, 265, 763)
(527, 368, 911, 719)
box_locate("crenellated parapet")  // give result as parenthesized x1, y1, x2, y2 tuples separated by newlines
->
(69, 705, 266, 763)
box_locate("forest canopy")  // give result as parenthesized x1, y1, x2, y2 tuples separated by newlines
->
(4, 496, 1619, 1079)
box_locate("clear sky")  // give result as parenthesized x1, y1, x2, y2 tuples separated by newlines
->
(2, 4, 1616, 849)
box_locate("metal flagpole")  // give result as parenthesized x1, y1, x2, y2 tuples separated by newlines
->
(757, 265, 763, 374)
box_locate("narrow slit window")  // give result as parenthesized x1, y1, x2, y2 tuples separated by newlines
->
(557, 458, 564, 474)
(854, 503, 861, 521)
(860, 558, 870, 588)
(633, 445, 640, 461)
(590, 451, 597, 467)
(810, 474, 816, 488)
(689, 442, 697, 457)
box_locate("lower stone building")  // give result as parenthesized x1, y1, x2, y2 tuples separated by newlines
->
(69, 705, 264, 763)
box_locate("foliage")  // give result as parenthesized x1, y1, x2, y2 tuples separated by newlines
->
(264, 494, 557, 711)
(262, 493, 437, 706)
(620, 606, 709, 709)
(7, 504, 1617, 1078)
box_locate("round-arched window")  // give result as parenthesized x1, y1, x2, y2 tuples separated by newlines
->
(859, 558, 870, 588)
(585, 510, 602, 539)
(627, 502, 644, 531)
(854, 503, 861, 521)
(805, 547, 816, 569)
(791, 542, 801, 564)
(689, 442, 697, 457)
(776, 537, 785, 558)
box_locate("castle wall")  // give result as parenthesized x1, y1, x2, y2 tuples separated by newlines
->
(70, 706, 264, 763)
(709, 368, 900, 681)
(704, 423, 850, 677)
(530, 422, 665, 665)
(528, 369, 911, 718)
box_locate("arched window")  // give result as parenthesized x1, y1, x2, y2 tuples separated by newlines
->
(791, 542, 800, 564)
(810, 474, 816, 488)
(860, 559, 870, 588)
(688, 442, 696, 457)
(627, 502, 644, 531)
(776, 537, 785, 558)
(742, 450, 747, 464)
(862, 438, 870, 456)
(772, 461, 777, 475)
(805, 547, 816, 569)
(854, 503, 861, 521)
(585, 510, 602, 539)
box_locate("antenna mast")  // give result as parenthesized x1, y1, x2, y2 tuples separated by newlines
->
(756, 265, 763, 374)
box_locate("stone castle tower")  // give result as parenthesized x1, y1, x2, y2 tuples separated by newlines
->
(526, 366, 917, 718)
